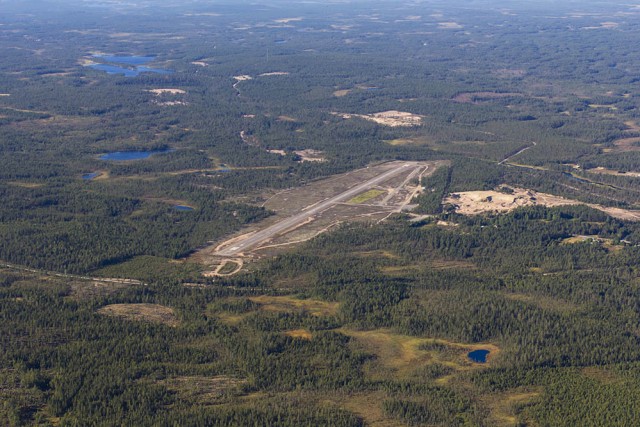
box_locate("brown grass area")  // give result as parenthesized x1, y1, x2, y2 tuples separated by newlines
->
(248, 295, 339, 317)
(8, 181, 45, 188)
(385, 137, 431, 146)
(340, 328, 499, 380)
(277, 115, 297, 122)
(98, 303, 179, 326)
(284, 329, 313, 340)
(354, 250, 401, 259)
(336, 391, 407, 427)
(483, 388, 542, 426)
(333, 89, 351, 97)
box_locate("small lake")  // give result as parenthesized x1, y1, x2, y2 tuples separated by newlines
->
(174, 205, 194, 211)
(89, 55, 173, 77)
(82, 172, 100, 180)
(100, 149, 172, 161)
(468, 349, 490, 363)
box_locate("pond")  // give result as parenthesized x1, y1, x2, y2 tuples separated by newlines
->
(100, 149, 172, 161)
(89, 55, 173, 77)
(82, 172, 101, 180)
(174, 205, 194, 211)
(468, 349, 490, 363)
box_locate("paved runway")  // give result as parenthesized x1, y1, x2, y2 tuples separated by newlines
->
(215, 163, 423, 256)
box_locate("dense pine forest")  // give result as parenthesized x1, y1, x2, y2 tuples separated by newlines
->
(3, 0, 640, 425)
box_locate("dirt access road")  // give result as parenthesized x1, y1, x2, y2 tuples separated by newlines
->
(215, 162, 427, 256)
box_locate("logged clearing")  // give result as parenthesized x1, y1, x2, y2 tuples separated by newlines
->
(248, 295, 339, 317)
(334, 110, 423, 127)
(603, 121, 640, 152)
(348, 189, 386, 204)
(445, 187, 640, 221)
(147, 88, 186, 95)
(586, 167, 640, 177)
(260, 71, 289, 76)
(452, 91, 522, 104)
(98, 303, 179, 326)
(438, 22, 464, 29)
(161, 376, 247, 403)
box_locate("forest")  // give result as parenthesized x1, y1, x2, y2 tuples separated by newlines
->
(3, 0, 640, 425)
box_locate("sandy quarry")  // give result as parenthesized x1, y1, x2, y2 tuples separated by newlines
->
(445, 187, 640, 221)
(335, 110, 423, 127)
(294, 149, 325, 162)
(147, 88, 186, 95)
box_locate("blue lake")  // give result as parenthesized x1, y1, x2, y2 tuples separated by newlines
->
(468, 349, 490, 363)
(89, 55, 173, 77)
(174, 205, 194, 211)
(100, 149, 172, 161)
(82, 172, 100, 180)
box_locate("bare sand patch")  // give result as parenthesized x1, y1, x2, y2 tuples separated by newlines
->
(334, 110, 423, 127)
(277, 115, 297, 122)
(446, 187, 640, 221)
(98, 303, 179, 326)
(155, 101, 188, 106)
(259, 71, 289, 76)
(183, 13, 221, 17)
(438, 22, 463, 29)
(0, 94, 10, 97)
(274, 17, 303, 23)
(147, 88, 186, 95)
(333, 89, 351, 97)
(582, 21, 619, 30)
(267, 149, 287, 156)
(233, 75, 252, 81)
(191, 61, 208, 66)
(294, 149, 325, 162)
